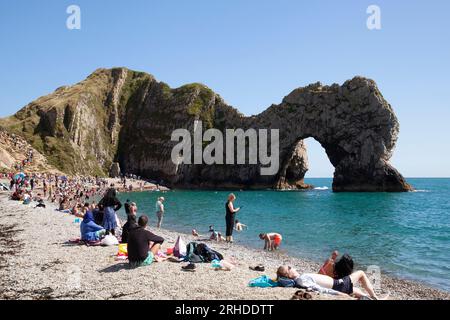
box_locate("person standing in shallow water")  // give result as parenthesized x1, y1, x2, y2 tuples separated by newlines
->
(225, 193, 240, 243)
(155, 197, 165, 228)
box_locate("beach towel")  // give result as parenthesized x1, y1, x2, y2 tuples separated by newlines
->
(248, 275, 279, 288)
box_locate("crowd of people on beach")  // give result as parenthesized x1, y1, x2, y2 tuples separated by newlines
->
(7, 173, 110, 210)
(4, 171, 384, 300)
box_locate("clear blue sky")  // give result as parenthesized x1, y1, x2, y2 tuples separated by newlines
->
(0, 0, 449, 177)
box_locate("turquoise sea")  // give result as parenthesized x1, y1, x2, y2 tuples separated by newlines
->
(115, 178, 450, 292)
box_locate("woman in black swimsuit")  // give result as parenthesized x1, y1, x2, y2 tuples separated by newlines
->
(225, 193, 240, 243)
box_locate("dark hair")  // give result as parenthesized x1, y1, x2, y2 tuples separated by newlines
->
(99, 188, 119, 207)
(138, 215, 148, 227)
(334, 253, 354, 279)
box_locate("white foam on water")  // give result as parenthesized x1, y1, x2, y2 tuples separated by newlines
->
(314, 186, 329, 190)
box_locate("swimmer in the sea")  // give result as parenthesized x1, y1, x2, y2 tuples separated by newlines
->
(234, 219, 248, 232)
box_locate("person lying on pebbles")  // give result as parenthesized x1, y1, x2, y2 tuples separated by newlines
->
(276, 265, 386, 300)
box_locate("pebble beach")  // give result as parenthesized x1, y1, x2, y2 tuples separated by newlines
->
(0, 193, 449, 300)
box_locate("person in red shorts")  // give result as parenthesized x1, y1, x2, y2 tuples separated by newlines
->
(259, 232, 283, 251)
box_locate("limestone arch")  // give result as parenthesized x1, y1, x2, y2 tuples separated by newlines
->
(248, 77, 411, 192)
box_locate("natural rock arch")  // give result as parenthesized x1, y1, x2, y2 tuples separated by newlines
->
(240, 77, 412, 192)
(161, 76, 411, 192)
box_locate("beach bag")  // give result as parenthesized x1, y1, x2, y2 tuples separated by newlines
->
(118, 243, 128, 255)
(116, 243, 128, 261)
(196, 243, 223, 262)
(186, 242, 204, 263)
(101, 235, 119, 246)
(248, 275, 279, 288)
(173, 236, 187, 258)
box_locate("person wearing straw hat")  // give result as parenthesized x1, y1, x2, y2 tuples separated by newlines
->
(155, 196, 165, 228)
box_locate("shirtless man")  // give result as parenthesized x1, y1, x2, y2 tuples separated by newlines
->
(259, 232, 283, 251)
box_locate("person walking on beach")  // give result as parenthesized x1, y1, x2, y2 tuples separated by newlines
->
(98, 187, 122, 236)
(225, 193, 240, 243)
(155, 197, 165, 228)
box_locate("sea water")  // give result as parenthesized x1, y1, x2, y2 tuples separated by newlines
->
(115, 178, 450, 292)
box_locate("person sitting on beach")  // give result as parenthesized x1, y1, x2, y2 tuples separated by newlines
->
(319, 250, 339, 278)
(209, 225, 225, 242)
(234, 219, 248, 232)
(71, 204, 84, 218)
(121, 202, 138, 244)
(10, 188, 23, 201)
(59, 197, 70, 211)
(127, 215, 165, 267)
(93, 203, 104, 226)
(35, 199, 46, 209)
(259, 233, 282, 251)
(276, 265, 379, 300)
(22, 192, 31, 205)
(80, 211, 106, 242)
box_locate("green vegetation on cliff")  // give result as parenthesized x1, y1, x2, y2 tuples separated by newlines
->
(0, 68, 224, 177)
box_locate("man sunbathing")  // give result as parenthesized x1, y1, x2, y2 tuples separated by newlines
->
(276, 265, 381, 300)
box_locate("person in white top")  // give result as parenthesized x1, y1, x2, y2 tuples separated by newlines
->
(155, 197, 165, 228)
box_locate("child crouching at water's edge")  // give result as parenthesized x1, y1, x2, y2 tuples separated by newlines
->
(259, 233, 282, 251)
